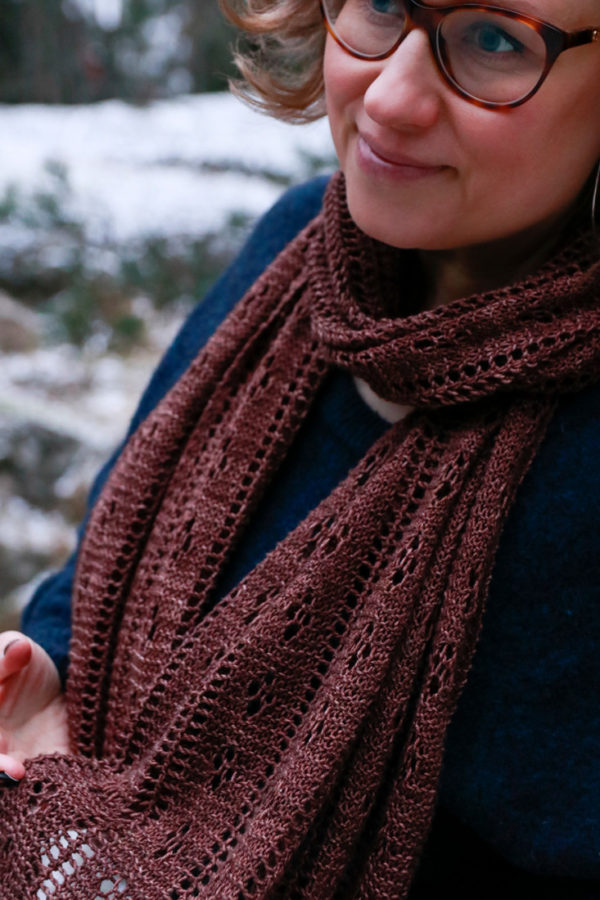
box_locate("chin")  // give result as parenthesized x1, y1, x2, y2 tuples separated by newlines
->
(343, 177, 454, 251)
(346, 194, 447, 251)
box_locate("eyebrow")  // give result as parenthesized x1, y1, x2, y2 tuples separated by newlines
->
(422, 0, 537, 12)
(426, 0, 596, 29)
(483, 0, 555, 16)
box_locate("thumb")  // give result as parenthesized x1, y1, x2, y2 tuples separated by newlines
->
(0, 632, 32, 678)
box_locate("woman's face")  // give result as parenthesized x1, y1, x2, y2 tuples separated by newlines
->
(324, 0, 600, 252)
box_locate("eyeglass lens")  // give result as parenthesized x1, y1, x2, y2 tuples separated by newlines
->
(321, 0, 548, 104)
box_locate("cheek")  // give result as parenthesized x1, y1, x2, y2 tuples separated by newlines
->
(461, 98, 600, 219)
(323, 40, 369, 158)
(323, 42, 349, 135)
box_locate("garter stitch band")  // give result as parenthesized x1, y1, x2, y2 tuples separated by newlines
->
(2, 173, 599, 899)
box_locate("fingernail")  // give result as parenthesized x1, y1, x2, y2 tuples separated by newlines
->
(0, 772, 20, 785)
(3, 639, 22, 657)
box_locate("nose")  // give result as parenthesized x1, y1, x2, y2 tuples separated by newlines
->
(363, 28, 444, 131)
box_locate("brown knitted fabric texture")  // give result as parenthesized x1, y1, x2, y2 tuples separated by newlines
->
(2, 173, 600, 899)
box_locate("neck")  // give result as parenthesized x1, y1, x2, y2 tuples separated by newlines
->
(420, 214, 572, 310)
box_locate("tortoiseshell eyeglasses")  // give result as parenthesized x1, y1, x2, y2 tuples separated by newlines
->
(320, 0, 600, 109)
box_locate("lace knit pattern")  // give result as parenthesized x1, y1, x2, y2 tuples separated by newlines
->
(1, 173, 599, 899)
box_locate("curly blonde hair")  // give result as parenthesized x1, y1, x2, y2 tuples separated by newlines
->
(218, 0, 327, 122)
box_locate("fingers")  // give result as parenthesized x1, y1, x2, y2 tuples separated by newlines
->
(0, 631, 27, 654)
(0, 633, 33, 711)
(0, 634, 66, 774)
(0, 632, 31, 660)
(0, 751, 25, 782)
(0, 633, 32, 682)
(0, 724, 25, 779)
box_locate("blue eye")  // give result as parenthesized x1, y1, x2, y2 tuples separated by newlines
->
(470, 23, 523, 54)
(370, 0, 401, 14)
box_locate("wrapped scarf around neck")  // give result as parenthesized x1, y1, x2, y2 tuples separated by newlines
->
(3, 173, 600, 899)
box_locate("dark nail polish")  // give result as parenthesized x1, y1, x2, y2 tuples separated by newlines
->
(2, 639, 21, 657)
(0, 772, 20, 785)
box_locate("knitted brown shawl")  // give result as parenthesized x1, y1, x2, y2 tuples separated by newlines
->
(3, 173, 600, 899)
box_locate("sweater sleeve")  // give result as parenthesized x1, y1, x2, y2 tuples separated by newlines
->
(21, 175, 330, 683)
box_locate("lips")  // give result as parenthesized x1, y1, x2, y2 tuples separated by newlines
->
(358, 133, 446, 173)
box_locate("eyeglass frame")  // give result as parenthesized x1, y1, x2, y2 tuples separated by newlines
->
(319, 0, 600, 110)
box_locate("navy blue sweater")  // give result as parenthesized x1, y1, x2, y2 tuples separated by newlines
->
(23, 177, 600, 896)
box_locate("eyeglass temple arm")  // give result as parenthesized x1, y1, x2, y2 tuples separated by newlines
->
(566, 28, 599, 49)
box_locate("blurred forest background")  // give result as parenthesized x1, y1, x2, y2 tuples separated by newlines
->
(0, 0, 333, 625)
(0, 0, 236, 102)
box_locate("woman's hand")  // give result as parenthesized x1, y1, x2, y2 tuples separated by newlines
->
(0, 631, 70, 781)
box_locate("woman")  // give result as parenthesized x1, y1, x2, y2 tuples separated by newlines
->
(0, 0, 598, 896)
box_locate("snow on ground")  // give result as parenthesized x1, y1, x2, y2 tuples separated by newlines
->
(0, 342, 167, 451)
(0, 93, 335, 616)
(0, 93, 335, 244)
